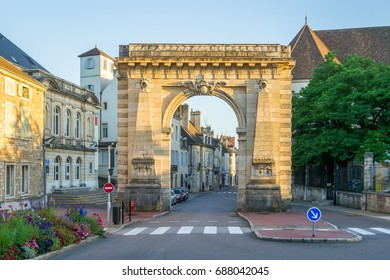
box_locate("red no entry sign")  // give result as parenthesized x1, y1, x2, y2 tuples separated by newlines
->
(103, 182, 114, 193)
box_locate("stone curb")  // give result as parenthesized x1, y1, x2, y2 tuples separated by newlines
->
(237, 212, 362, 243)
(33, 211, 170, 260)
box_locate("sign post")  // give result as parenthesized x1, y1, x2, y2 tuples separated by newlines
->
(306, 207, 321, 237)
(103, 182, 114, 225)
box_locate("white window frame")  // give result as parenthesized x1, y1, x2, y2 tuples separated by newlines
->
(5, 163, 16, 197)
(65, 110, 71, 137)
(65, 158, 71, 181)
(20, 83, 31, 100)
(5, 76, 16, 96)
(54, 157, 60, 181)
(85, 58, 95, 69)
(75, 112, 81, 139)
(21, 164, 30, 195)
(76, 158, 81, 180)
(53, 106, 60, 136)
(102, 123, 108, 138)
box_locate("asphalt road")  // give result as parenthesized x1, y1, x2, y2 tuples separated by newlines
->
(51, 187, 390, 260)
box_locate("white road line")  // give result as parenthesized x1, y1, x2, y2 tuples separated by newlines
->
(208, 221, 219, 223)
(123, 227, 147, 236)
(150, 227, 171, 235)
(348, 228, 375, 235)
(371, 227, 390, 234)
(228, 221, 239, 223)
(228, 226, 243, 234)
(177, 226, 194, 234)
(188, 220, 199, 223)
(204, 226, 217, 234)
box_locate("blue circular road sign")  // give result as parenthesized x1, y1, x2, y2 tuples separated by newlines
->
(307, 207, 321, 222)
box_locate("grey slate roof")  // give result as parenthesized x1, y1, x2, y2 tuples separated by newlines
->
(0, 33, 49, 72)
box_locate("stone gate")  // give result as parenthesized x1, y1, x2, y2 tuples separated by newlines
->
(116, 44, 295, 212)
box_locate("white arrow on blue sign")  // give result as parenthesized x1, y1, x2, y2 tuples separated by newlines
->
(307, 207, 321, 222)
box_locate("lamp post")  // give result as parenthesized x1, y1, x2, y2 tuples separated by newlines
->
(43, 136, 55, 207)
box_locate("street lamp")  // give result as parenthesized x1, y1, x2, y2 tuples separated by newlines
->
(43, 136, 55, 207)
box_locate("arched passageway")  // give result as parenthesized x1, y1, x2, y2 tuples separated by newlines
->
(116, 44, 295, 212)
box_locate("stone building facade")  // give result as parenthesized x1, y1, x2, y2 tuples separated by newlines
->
(0, 57, 46, 209)
(25, 70, 100, 194)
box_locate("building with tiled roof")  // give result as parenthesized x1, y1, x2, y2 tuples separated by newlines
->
(290, 23, 390, 92)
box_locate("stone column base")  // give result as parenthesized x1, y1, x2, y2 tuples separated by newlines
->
(118, 185, 171, 212)
(238, 184, 291, 212)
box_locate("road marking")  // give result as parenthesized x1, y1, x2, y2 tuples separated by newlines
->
(348, 228, 375, 235)
(177, 226, 194, 234)
(150, 227, 171, 235)
(228, 221, 239, 223)
(371, 227, 390, 234)
(149, 221, 160, 223)
(204, 226, 217, 234)
(169, 221, 180, 223)
(208, 221, 219, 223)
(123, 227, 147, 235)
(228, 226, 243, 234)
(188, 220, 199, 223)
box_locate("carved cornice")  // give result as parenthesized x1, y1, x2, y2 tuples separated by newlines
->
(119, 44, 291, 58)
(182, 75, 226, 96)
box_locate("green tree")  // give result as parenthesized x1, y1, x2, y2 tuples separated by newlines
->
(292, 52, 390, 171)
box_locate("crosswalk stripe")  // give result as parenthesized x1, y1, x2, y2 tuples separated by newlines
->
(124, 227, 147, 235)
(204, 226, 217, 234)
(177, 226, 194, 234)
(348, 228, 376, 235)
(228, 226, 243, 234)
(150, 227, 171, 235)
(371, 227, 390, 234)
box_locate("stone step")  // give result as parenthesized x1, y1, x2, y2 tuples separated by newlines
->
(48, 188, 117, 206)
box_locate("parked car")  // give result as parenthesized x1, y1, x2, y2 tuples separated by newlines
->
(171, 190, 177, 205)
(180, 187, 189, 201)
(173, 188, 184, 203)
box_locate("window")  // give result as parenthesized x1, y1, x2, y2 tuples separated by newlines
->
(20, 84, 30, 100)
(65, 157, 71, 181)
(21, 164, 30, 194)
(65, 110, 71, 137)
(53, 106, 60, 136)
(102, 123, 108, 138)
(5, 77, 16, 96)
(4, 102, 16, 137)
(89, 162, 93, 174)
(103, 59, 107, 70)
(54, 157, 60, 181)
(5, 164, 16, 197)
(76, 158, 81, 180)
(175, 126, 178, 141)
(101, 150, 108, 165)
(103, 101, 108, 110)
(21, 107, 30, 138)
(85, 58, 94, 69)
(75, 112, 81, 139)
(86, 84, 94, 91)
(87, 116, 93, 137)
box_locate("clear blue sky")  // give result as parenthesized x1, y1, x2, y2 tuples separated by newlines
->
(2, 0, 389, 138)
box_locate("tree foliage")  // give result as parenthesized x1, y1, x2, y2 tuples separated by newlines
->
(292, 52, 390, 170)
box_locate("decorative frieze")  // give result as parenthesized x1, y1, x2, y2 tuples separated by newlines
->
(182, 75, 226, 96)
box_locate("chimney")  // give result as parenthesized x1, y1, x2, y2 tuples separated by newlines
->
(181, 103, 190, 129)
(190, 109, 201, 132)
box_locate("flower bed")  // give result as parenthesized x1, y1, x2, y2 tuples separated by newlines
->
(0, 206, 105, 260)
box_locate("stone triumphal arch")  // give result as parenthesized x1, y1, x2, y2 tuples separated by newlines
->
(116, 44, 295, 212)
